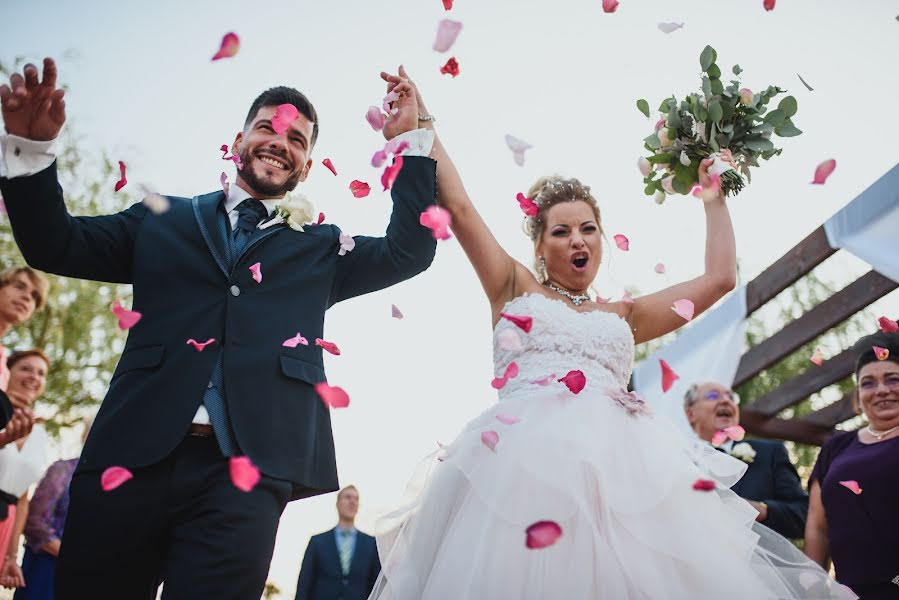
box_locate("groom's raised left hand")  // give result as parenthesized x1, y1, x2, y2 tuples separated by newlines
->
(379, 66, 419, 140)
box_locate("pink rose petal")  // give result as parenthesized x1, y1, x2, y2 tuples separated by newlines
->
(810, 347, 824, 367)
(496, 413, 521, 425)
(873, 346, 890, 361)
(322, 158, 337, 176)
(712, 425, 746, 447)
(660, 359, 679, 392)
(654, 263, 666, 274)
(419, 206, 453, 241)
(315, 338, 341, 356)
(692, 479, 716, 491)
(315, 382, 350, 409)
(500, 312, 532, 333)
(433, 19, 463, 52)
(220, 144, 243, 170)
(530, 373, 557, 386)
(349, 180, 371, 198)
(338, 232, 355, 256)
(557, 370, 587, 394)
(249, 262, 262, 283)
(381, 156, 404, 191)
(282, 332, 309, 348)
(442, 0, 452, 9)
(613, 234, 629, 251)
(114, 160, 127, 192)
(491, 362, 520, 390)
(621, 291, 635, 305)
(690, 185, 703, 198)
(516, 192, 539, 217)
(229, 456, 261, 492)
(480, 430, 499, 451)
(101, 466, 133, 492)
(110, 300, 142, 330)
(877, 316, 898, 333)
(382, 91, 399, 115)
(496, 328, 523, 351)
(186, 338, 216, 352)
(384, 138, 410, 156)
(211, 32, 240, 61)
(525, 521, 562, 549)
(391, 304, 404, 319)
(316, 212, 326, 225)
(271, 103, 300, 136)
(838, 480, 862, 495)
(671, 299, 695, 322)
(220, 172, 230, 197)
(602, 0, 619, 13)
(763, 0, 775, 10)
(366, 106, 385, 132)
(811, 159, 836, 185)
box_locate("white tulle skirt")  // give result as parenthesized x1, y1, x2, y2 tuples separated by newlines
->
(369, 381, 856, 600)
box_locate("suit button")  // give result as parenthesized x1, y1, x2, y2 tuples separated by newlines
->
(230, 285, 240, 296)
(207, 381, 214, 389)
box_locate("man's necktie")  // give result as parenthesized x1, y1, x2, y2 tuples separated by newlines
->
(338, 529, 353, 575)
(202, 198, 269, 456)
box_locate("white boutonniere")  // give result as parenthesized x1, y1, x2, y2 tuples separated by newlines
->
(259, 192, 315, 232)
(730, 442, 757, 464)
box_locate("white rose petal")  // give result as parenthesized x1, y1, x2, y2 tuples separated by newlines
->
(679, 151, 691, 166)
(661, 175, 675, 194)
(654, 190, 666, 205)
(637, 156, 652, 177)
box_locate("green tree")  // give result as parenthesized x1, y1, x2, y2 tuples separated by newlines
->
(262, 581, 282, 599)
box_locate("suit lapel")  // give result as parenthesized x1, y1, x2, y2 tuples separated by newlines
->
(235, 221, 285, 266)
(192, 192, 229, 278)
(326, 528, 344, 574)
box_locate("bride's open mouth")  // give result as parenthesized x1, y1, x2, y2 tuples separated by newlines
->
(571, 252, 589, 272)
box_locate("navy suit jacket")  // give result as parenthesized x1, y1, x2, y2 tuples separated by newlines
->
(0, 157, 436, 499)
(295, 528, 380, 600)
(729, 439, 808, 539)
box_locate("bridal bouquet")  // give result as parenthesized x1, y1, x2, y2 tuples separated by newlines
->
(637, 45, 801, 201)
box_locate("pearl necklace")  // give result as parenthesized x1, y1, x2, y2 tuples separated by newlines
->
(547, 283, 591, 306)
(866, 424, 899, 440)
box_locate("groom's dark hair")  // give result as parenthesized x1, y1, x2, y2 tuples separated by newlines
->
(244, 86, 319, 148)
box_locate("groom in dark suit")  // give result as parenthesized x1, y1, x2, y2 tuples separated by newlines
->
(0, 58, 437, 598)
(685, 381, 808, 539)
(295, 485, 380, 600)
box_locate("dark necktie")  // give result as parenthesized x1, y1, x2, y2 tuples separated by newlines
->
(231, 198, 268, 256)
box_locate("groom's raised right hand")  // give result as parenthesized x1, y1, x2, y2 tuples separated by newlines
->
(0, 57, 66, 141)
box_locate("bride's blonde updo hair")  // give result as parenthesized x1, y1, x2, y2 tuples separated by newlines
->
(523, 176, 603, 281)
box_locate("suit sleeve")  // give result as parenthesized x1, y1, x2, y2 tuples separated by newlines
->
(329, 156, 437, 306)
(762, 443, 809, 539)
(0, 161, 148, 284)
(294, 536, 318, 600)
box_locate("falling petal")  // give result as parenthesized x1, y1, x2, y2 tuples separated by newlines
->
(271, 103, 300, 135)
(491, 362, 520, 389)
(657, 22, 684, 33)
(712, 425, 745, 447)
(440, 57, 460, 78)
(838, 480, 862, 495)
(282, 332, 309, 348)
(873, 346, 890, 361)
(229, 456, 261, 492)
(315, 382, 350, 409)
(433, 19, 463, 52)
(654, 263, 666, 274)
(322, 158, 337, 176)
(797, 73, 814, 92)
(671, 299, 695, 322)
(391, 304, 404, 319)
(114, 160, 127, 192)
(382, 91, 399, 115)
(249, 262, 262, 283)
(516, 193, 539, 217)
(443, 0, 453, 9)
(621, 291, 635, 305)
(660, 359, 679, 392)
(500, 313, 532, 333)
(613, 234, 629, 251)
(692, 479, 716, 491)
(558, 370, 587, 394)
(763, 0, 775, 10)
(504, 134, 532, 166)
(496, 328, 523, 351)
(101, 466, 133, 492)
(316, 212, 326, 225)
(315, 338, 341, 356)
(186, 338, 216, 352)
(496, 413, 521, 425)
(349, 180, 371, 198)
(110, 300, 141, 330)
(366, 106, 385, 131)
(811, 160, 836, 185)
(419, 206, 453, 241)
(601, 0, 619, 13)
(810, 347, 824, 366)
(381, 156, 404, 191)
(338, 232, 356, 256)
(877, 316, 898, 333)
(211, 32, 240, 61)
(480, 430, 499, 451)
(220, 144, 243, 170)
(525, 521, 562, 549)
(531, 373, 557, 386)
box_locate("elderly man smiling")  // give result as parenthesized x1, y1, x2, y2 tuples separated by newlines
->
(684, 381, 808, 540)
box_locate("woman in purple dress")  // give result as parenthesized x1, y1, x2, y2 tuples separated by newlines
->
(806, 330, 899, 599)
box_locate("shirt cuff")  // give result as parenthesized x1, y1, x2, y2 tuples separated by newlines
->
(0, 134, 58, 179)
(393, 128, 435, 158)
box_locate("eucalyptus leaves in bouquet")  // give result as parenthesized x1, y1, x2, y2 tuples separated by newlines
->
(636, 45, 801, 202)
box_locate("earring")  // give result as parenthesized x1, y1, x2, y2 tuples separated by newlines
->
(539, 257, 547, 279)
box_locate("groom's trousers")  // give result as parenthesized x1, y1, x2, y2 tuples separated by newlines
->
(55, 434, 293, 600)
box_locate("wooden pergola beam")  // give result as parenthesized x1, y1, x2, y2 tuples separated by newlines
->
(741, 410, 836, 446)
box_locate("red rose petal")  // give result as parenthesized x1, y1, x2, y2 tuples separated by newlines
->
(500, 313, 533, 333)
(110, 300, 142, 330)
(516, 192, 539, 217)
(811, 159, 836, 185)
(315, 383, 350, 409)
(211, 32, 240, 61)
(877, 316, 898, 333)
(660, 359, 679, 392)
(692, 478, 716, 491)
(491, 362, 520, 390)
(229, 456, 261, 492)
(114, 160, 127, 192)
(101, 466, 133, 492)
(763, 0, 776, 10)
(349, 180, 371, 198)
(322, 158, 337, 176)
(381, 156, 404, 191)
(316, 212, 325, 225)
(525, 520, 562, 549)
(602, 0, 619, 13)
(557, 370, 586, 394)
(315, 338, 341, 356)
(442, 0, 453, 9)
(439, 57, 460, 78)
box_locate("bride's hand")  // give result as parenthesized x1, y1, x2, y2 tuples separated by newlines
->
(698, 148, 735, 197)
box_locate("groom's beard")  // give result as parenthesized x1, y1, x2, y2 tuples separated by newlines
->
(238, 147, 303, 197)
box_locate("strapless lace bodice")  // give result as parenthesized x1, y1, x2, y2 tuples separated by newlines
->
(492, 293, 635, 398)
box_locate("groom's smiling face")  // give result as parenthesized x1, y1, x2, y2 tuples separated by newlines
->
(231, 105, 315, 199)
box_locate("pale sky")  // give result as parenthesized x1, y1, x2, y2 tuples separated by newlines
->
(2, 0, 898, 594)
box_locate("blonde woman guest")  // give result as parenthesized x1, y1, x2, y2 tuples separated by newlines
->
(0, 350, 50, 590)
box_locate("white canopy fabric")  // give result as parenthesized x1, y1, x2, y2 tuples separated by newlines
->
(824, 163, 899, 283)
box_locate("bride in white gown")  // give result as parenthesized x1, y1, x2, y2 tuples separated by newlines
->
(369, 69, 855, 600)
